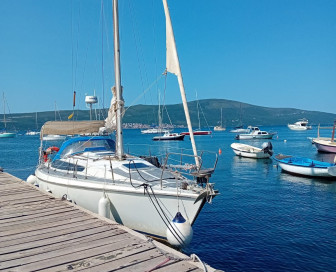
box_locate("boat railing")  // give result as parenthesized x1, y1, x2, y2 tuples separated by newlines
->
(124, 143, 218, 181)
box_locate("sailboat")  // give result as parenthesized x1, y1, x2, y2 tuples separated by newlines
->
(42, 102, 66, 141)
(25, 112, 40, 136)
(141, 93, 170, 134)
(181, 99, 212, 136)
(0, 93, 16, 138)
(230, 103, 249, 133)
(214, 107, 226, 131)
(28, 0, 218, 246)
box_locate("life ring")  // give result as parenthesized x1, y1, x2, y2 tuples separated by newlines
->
(43, 146, 60, 162)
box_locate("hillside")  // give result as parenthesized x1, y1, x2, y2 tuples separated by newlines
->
(1, 99, 335, 131)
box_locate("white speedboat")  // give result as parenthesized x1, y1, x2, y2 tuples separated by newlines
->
(288, 118, 312, 130)
(231, 142, 273, 159)
(141, 127, 170, 134)
(235, 126, 276, 140)
(42, 134, 66, 141)
(29, 0, 218, 247)
(230, 126, 249, 133)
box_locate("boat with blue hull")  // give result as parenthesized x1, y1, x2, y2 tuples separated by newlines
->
(274, 154, 336, 178)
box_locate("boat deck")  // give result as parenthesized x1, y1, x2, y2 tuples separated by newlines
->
(0, 171, 219, 272)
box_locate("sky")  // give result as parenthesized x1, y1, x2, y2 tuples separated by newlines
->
(0, 0, 335, 114)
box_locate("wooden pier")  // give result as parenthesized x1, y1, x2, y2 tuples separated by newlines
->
(0, 171, 220, 272)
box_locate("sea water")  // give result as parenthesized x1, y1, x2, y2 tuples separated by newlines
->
(1, 126, 336, 272)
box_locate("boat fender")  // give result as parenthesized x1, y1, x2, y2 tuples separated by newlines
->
(166, 212, 193, 247)
(98, 194, 110, 218)
(27, 174, 38, 185)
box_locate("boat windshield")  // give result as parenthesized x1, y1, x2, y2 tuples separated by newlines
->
(55, 137, 115, 160)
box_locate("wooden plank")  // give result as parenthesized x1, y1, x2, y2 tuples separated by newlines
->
(0, 225, 125, 256)
(0, 210, 86, 232)
(0, 227, 125, 262)
(0, 220, 110, 248)
(0, 190, 51, 202)
(0, 230, 128, 269)
(7, 235, 144, 272)
(0, 195, 55, 206)
(0, 212, 99, 236)
(0, 205, 75, 221)
(0, 199, 66, 213)
(0, 218, 100, 243)
(0, 201, 69, 219)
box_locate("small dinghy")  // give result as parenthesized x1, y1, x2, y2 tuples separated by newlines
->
(274, 154, 336, 178)
(152, 132, 185, 141)
(231, 142, 273, 159)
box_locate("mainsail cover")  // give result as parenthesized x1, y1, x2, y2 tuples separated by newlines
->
(40, 121, 105, 139)
(105, 86, 124, 132)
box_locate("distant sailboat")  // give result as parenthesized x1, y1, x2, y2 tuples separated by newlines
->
(0, 93, 16, 138)
(214, 107, 226, 131)
(26, 112, 40, 136)
(181, 97, 212, 136)
(42, 102, 66, 141)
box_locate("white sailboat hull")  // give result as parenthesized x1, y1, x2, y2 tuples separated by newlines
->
(35, 166, 206, 239)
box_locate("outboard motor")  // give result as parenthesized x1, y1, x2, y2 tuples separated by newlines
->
(262, 142, 273, 156)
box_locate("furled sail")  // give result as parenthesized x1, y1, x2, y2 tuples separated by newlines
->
(162, 0, 200, 167)
(105, 86, 124, 132)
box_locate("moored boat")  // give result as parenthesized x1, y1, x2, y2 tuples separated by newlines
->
(28, 0, 218, 247)
(235, 126, 276, 140)
(231, 142, 273, 159)
(152, 132, 185, 141)
(312, 121, 336, 153)
(288, 118, 312, 130)
(274, 154, 336, 178)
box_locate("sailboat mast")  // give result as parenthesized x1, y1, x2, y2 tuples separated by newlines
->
(113, 0, 124, 159)
(163, 0, 199, 168)
(3, 93, 6, 129)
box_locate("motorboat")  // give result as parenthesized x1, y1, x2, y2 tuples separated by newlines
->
(288, 118, 312, 130)
(42, 134, 67, 141)
(28, 0, 218, 247)
(152, 132, 185, 141)
(231, 142, 273, 159)
(312, 121, 336, 153)
(230, 126, 250, 133)
(235, 126, 276, 140)
(274, 154, 336, 178)
(26, 131, 40, 136)
(141, 127, 170, 134)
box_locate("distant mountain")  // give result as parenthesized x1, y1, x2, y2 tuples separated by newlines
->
(1, 99, 335, 131)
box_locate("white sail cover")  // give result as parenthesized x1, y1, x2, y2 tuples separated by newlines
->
(163, 0, 180, 76)
(105, 86, 124, 132)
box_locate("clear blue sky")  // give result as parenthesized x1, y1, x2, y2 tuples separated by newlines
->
(0, 0, 335, 114)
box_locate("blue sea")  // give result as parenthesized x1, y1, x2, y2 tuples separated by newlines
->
(1, 126, 336, 272)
